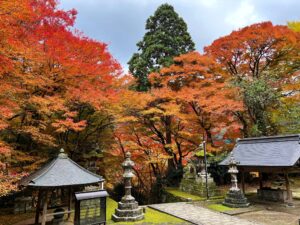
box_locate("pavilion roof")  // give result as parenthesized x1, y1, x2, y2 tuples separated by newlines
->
(219, 134, 300, 167)
(20, 149, 104, 188)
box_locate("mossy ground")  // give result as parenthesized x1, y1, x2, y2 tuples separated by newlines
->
(165, 187, 224, 201)
(207, 203, 234, 212)
(165, 188, 205, 201)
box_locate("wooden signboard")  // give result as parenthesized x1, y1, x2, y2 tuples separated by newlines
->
(75, 190, 108, 225)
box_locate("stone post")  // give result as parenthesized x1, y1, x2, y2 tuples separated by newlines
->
(122, 152, 135, 201)
(112, 152, 144, 222)
(228, 153, 239, 192)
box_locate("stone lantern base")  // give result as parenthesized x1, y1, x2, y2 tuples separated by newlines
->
(223, 189, 250, 208)
(112, 197, 144, 222)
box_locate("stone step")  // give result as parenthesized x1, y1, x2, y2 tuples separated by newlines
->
(223, 190, 250, 208)
(111, 213, 144, 222)
(114, 207, 143, 217)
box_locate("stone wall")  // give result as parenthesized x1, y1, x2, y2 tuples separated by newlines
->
(179, 177, 220, 197)
(257, 188, 292, 203)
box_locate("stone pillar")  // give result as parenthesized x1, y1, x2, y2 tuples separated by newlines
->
(223, 153, 249, 208)
(112, 152, 144, 222)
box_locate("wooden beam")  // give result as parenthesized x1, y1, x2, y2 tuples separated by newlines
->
(35, 189, 42, 225)
(237, 166, 300, 174)
(68, 187, 72, 220)
(46, 210, 74, 217)
(284, 172, 293, 205)
(239, 166, 285, 173)
(259, 172, 263, 189)
(241, 171, 245, 194)
(41, 190, 49, 225)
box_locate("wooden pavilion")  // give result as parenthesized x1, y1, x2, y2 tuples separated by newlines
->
(20, 149, 104, 225)
(220, 134, 300, 204)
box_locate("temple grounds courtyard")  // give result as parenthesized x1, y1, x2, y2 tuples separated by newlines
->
(148, 184, 300, 225)
(2, 135, 300, 225)
(2, 185, 300, 225)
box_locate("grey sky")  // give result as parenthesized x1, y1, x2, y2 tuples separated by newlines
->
(59, 0, 300, 72)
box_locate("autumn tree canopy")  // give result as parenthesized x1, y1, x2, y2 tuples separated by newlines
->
(1, 1, 299, 203)
(205, 22, 300, 136)
(0, 0, 121, 196)
(111, 52, 243, 199)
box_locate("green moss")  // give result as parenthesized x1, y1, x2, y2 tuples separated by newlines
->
(106, 198, 187, 224)
(195, 150, 214, 157)
(165, 188, 205, 201)
(166, 188, 224, 202)
(207, 204, 234, 212)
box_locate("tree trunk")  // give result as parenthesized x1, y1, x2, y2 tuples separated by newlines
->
(165, 116, 175, 176)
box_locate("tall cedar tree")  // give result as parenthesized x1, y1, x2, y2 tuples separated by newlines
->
(128, 4, 195, 91)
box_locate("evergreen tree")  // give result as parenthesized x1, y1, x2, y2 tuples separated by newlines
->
(128, 4, 195, 91)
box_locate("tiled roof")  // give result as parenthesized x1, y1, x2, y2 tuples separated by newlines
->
(219, 134, 300, 167)
(20, 149, 104, 187)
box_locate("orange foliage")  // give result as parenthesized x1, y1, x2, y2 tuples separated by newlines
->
(110, 52, 244, 195)
(0, 0, 121, 195)
(205, 22, 299, 79)
(149, 52, 244, 148)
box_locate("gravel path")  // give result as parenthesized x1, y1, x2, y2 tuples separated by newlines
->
(149, 202, 261, 225)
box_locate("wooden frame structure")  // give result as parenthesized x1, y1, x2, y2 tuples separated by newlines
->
(239, 166, 297, 204)
(220, 134, 300, 205)
(20, 149, 104, 225)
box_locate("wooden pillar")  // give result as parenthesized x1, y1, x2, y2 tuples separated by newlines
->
(259, 172, 263, 189)
(68, 187, 72, 220)
(41, 190, 49, 225)
(284, 172, 293, 205)
(35, 190, 42, 225)
(241, 170, 245, 194)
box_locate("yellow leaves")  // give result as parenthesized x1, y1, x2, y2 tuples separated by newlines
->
(19, 126, 57, 147)
(115, 116, 139, 123)
(141, 108, 164, 115)
(64, 111, 78, 118)
(288, 21, 300, 32)
(160, 102, 182, 117)
(177, 131, 194, 138)
(52, 118, 87, 133)
(0, 141, 11, 157)
(146, 154, 171, 164)
(11, 149, 38, 164)
(29, 95, 67, 115)
(0, 171, 27, 197)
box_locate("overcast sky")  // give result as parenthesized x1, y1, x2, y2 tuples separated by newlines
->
(59, 0, 300, 72)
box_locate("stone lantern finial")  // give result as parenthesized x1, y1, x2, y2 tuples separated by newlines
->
(58, 148, 67, 158)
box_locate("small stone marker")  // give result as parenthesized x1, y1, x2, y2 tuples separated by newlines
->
(112, 152, 144, 222)
(180, 159, 219, 198)
(223, 153, 249, 208)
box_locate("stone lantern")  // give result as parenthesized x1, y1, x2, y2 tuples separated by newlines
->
(223, 152, 249, 208)
(228, 153, 239, 191)
(112, 152, 144, 222)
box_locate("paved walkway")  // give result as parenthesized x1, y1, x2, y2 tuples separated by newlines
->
(149, 202, 261, 225)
